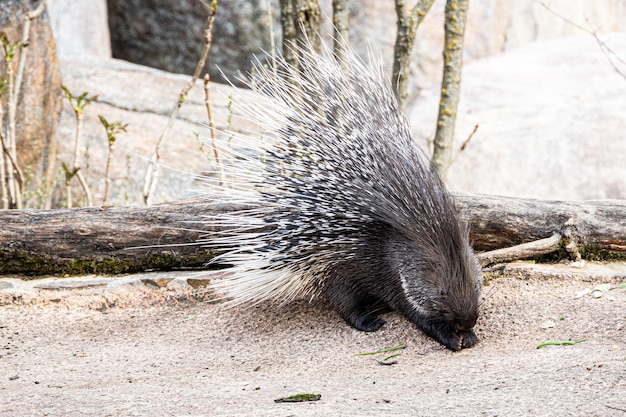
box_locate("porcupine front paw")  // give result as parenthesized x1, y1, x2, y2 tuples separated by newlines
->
(460, 329, 478, 349)
(417, 319, 478, 351)
(438, 329, 478, 351)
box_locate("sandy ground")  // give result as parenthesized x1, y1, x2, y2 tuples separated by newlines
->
(0, 266, 625, 417)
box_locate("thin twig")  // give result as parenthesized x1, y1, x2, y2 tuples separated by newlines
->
(1, 33, 20, 208)
(0, 130, 24, 195)
(203, 73, 224, 186)
(0, 114, 24, 208)
(103, 147, 115, 205)
(536, 0, 626, 80)
(459, 124, 479, 152)
(72, 111, 93, 207)
(449, 124, 479, 166)
(142, 0, 218, 205)
(0, 95, 7, 209)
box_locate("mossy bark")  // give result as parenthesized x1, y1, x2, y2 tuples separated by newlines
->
(432, 0, 470, 179)
(332, 0, 350, 68)
(0, 196, 625, 276)
(279, 0, 321, 70)
(392, 0, 436, 109)
(0, 200, 218, 277)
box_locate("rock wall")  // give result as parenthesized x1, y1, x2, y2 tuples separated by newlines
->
(103, 0, 626, 95)
(345, 0, 626, 102)
(107, 0, 274, 87)
(56, 56, 259, 206)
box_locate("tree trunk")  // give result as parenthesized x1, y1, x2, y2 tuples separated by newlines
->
(432, 0, 470, 178)
(391, 0, 436, 109)
(1, 196, 625, 276)
(279, 0, 321, 69)
(332, 0, 350, 68)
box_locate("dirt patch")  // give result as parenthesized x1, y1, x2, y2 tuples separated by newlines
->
(1, 266, 625, 416)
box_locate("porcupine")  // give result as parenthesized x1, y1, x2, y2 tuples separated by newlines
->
(201, 44, 482, 351)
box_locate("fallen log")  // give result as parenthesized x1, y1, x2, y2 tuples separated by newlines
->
(0, 195, 625, 276)
(457, 194, 626, 253)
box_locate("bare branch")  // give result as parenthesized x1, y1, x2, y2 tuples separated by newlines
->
(203, 73, 224, 186)
(143, 0, 218, 205)
(536, 1, 626, 80)
(478, 233, 562, 267)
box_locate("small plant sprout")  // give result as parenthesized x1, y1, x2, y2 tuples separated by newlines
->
(62, 86, 97, 207)
(1, 31, 25, 208)
(98, 115, 128, 205)
(355, 344, 407, 365)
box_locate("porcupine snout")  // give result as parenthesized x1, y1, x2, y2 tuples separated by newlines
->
(449, 304, 479, 349)
(454, 313, 478, 332)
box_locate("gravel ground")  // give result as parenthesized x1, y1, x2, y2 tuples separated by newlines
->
(0, 263, 625, 417)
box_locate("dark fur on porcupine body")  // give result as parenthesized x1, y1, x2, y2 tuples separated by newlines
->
(204, 45, 482, 351)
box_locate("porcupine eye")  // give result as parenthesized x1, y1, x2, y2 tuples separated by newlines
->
(439, 288, 447, 298)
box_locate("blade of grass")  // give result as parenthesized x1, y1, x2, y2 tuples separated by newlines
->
(536, 339, 586, 349)
(356, 344, 406, 356)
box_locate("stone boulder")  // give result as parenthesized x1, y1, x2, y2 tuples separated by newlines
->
(56, 56, 258, 206)
(407, 33, 626, 200)
(47, 0, 111, 57)
(0, 0, 62, 207)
